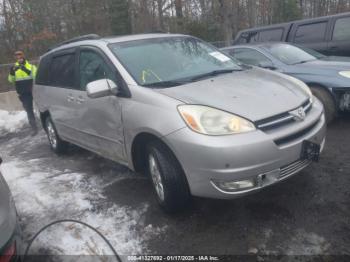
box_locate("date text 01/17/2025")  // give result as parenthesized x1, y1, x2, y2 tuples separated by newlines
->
(127, 255, 220, 261)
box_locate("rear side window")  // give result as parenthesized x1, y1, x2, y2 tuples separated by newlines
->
(36, 55, 51, 85)
(294, 22, 327, 43)
(259, 29, 284, 42)
(333, 17, 350, 41)
(49, 53, 76, 88)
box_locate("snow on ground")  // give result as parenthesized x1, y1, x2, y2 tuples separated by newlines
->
(0, 131, 165, 257)
(285, 229, 331, 255)
(0, 110, 27, 135)
(256, 227, 330, 255)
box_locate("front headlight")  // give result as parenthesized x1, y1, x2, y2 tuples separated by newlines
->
(339, 71, 350, 78)
(285, 75, 313, 103)
(178, 105, 256, 135)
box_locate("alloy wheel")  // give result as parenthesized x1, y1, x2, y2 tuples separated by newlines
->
(47, 121, 57, 149)
(149, 154, 165, 202)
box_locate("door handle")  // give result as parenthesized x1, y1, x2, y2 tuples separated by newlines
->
(67, 95, 75, 102)
(76, 97, 85, 104)
(329, 46, 338, 50)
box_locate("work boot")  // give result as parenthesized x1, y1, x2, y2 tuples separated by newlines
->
(28, 117, 38, 136)
(31, 127, 38, 136)
(30, 126, 38, 136)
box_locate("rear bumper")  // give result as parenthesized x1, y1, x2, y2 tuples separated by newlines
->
(165, 99, 326, 199)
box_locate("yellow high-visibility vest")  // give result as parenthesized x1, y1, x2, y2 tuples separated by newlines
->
(8, 61, 37, 84)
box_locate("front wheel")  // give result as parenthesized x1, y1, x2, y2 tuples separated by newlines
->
(310, 86, 336, 124)
(147, 141, 191, 213)
(45, 117, 69, 154)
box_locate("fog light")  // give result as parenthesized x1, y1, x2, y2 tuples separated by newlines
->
(212, 179, 255, 192)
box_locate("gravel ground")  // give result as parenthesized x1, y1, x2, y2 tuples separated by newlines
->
(0, 114, 349, 258)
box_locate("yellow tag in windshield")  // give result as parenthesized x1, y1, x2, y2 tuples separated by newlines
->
(142, 69, 162, 84)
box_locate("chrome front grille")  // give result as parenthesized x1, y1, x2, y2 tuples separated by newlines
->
(256, 100, 312, 131)
(280, 159, 311, 179)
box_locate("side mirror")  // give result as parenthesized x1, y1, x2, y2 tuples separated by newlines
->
(86, 79, 119, 99)
(258, 61, 276, 70)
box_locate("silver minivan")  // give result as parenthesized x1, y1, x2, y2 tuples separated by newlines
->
(34, 34, 326, 212)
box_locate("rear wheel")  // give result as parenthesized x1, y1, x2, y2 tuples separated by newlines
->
(310, 86, 336, 124)
(45, 117, 69, 154)
(147, 141, 191, 213)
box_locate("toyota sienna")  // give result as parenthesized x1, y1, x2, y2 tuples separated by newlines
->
(34, 34, 326, 212)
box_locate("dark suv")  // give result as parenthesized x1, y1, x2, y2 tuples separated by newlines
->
(234, 12, 350, 57)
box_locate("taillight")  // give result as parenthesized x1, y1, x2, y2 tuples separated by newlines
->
(0, 241, 16, 262)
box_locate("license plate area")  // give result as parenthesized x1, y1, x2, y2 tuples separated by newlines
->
(301, 140, 320, 162)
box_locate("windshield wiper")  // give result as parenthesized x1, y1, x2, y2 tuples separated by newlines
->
(143, 80, 187, 88)
(188, 69, 240, 82)
(142, 69, 241, 88)
(292, 59, 316, 65)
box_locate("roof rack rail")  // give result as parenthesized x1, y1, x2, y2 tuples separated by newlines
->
(49, 34, 101, 51)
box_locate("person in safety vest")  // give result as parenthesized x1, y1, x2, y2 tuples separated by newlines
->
(8, 51, 38, 136)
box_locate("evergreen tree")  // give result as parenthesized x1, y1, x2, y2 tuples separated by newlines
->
(272, 0, 302, 23)
(109, 0, 131, 35)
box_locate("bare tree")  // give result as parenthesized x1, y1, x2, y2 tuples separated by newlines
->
(1, 0, 350, 63)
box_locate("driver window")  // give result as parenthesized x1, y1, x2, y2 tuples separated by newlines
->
(79, 50, 115, 90)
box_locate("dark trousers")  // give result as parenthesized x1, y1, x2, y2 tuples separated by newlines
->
(18, 93, 37, 130)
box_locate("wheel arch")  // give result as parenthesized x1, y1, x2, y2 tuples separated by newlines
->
(39, 110, 51, 130)
(130, 132, 182, 175)
(306, 82, 338, 104)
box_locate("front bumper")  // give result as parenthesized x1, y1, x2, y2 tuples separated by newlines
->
(165, 98, 326, 199)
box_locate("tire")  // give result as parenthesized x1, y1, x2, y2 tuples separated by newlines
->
(310, 86, 336, 124)
(147, 140, 191, 213)
(45, 117, 69, 154)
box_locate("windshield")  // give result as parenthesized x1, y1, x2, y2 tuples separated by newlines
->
(109, 36, 242, 86)
(265, 44, 317, 65)
(295, 45, 325, 59)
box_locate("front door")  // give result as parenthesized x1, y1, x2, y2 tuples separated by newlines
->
(75, 47, 126, 162)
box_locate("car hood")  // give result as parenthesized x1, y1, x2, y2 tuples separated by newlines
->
(156, 68, 308, 121)
(289, 59, 350, 76)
